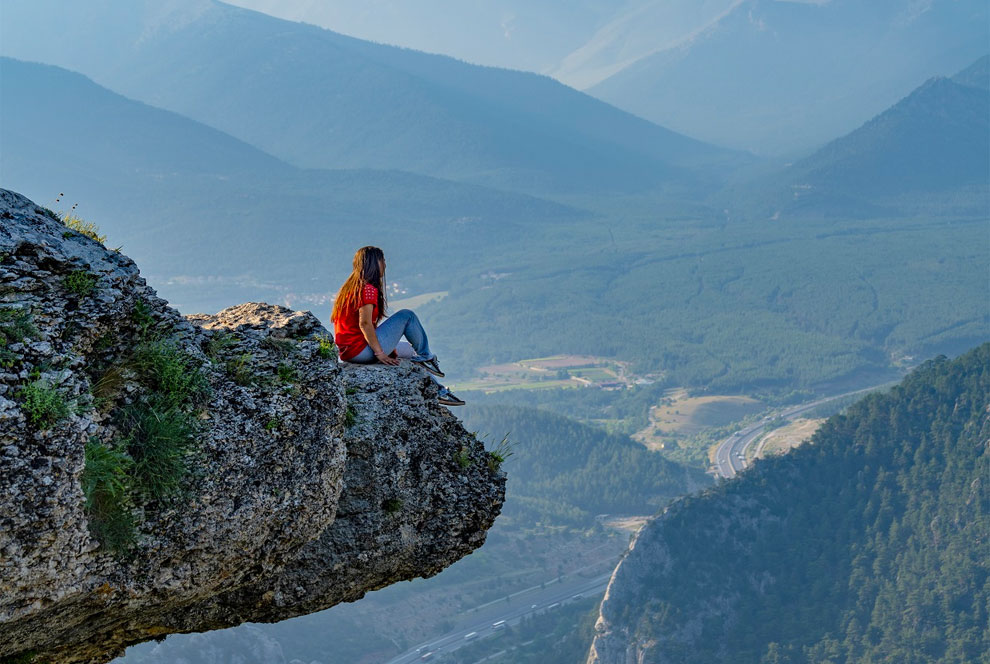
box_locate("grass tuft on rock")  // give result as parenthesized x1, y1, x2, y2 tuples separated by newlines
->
(121, 399, 198, 504)
(0, 338, 18, 370)
(203, 330, 237, 359)
(453, 445, 473, 469)
(344, 403, 358, 427)
(226, 352, 255, 386)
(62, 214, 107, 245)
(82, 438, 136, 553)
(315, 333, 337, 360)
(131, 339, 209, 409)
(486, 434, 514, 473)
(84, 332, 210, 553)
(131, 298, 155, 335)
(276, 362, 298, 383)
(261, 336, 295, 357)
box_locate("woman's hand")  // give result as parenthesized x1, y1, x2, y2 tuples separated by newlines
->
(375, 351, 401, 366)
(359, 304, 400, 366)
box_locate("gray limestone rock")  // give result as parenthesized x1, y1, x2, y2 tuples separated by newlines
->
(0, 189, 504, 663)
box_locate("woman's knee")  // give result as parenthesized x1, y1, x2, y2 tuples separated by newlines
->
(393, 308, 417, 321)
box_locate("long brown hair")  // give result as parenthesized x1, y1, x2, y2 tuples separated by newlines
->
(331, 246, 387, 323)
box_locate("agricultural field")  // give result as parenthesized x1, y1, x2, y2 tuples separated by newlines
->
(390, 290, 448, 310)
(633, 389, 765, 451)
(453, 355, 647, 393)
(748, 418, 825, 461)
(600, 515, 650, 535)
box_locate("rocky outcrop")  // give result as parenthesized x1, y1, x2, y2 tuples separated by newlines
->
(0, 189, 504, 663)
(586, 494, 756, 664)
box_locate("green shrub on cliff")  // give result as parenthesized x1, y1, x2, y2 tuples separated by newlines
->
(63, 270, 98, 296)
(122, 340, 208, 504)
(131, 338, 209, 408)
(0, 306, 38, 344)
(315, 333, 337, 360)
(18, 378, 71, 429)
(121, 399, 199, 504)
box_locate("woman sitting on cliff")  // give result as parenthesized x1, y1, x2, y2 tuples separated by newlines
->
(331, 246, 465, 406)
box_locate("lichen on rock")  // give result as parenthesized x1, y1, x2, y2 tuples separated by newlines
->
(0, 189, 505, 663)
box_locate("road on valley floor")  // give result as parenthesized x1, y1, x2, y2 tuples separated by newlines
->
(714, 383, 893, 478)
(384, 571, 612, 663)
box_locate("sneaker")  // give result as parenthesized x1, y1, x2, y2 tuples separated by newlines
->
(412, 355, 445, 378)
(438, 387, 465, 406)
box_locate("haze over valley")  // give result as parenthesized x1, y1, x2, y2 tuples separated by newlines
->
(0, 1, 986, 662)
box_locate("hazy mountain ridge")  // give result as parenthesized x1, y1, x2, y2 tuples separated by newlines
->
(0, 0, 745, 195)
(222, 0, 741, 91)
(0, 56, 586, 314)
(0, 57, 293, 182)
(224, 0, 627, 76)
(952, 54, 990, 91)
(588, 0, 989, 154)
(730, 55, 990, 217)
(588, 344, 990, 663)
(789, 75, 989, 195)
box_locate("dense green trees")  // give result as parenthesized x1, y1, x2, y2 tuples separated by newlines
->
(601, 344, 989, 663)
(461, 406, 709, 529)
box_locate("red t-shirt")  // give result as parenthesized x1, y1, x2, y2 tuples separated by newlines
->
(334, 283, 379, 361)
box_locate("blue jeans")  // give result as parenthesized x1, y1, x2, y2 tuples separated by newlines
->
(350, 309, 434, 363)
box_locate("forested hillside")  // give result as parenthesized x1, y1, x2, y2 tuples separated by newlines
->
(590, 344, 990, 663)
(783, 65, 989, 202)
(460, 406, 709, 527)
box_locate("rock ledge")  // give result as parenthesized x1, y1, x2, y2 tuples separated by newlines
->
(0, 189, 504, 663)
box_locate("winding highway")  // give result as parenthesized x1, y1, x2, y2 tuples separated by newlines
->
(714, 383, 891, 478)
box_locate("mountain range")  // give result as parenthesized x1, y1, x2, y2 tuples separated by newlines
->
(789, 65, 989, 195)
(0, 57, 584, 314)
(220, 0, 989, 155)
(1, 2, 986, 389)
(0, 0, 744, 195)
(587, 0, 988, 154)
(739, 55, 990, 216)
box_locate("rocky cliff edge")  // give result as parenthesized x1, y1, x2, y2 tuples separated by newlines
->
(0, 189, 505, 663)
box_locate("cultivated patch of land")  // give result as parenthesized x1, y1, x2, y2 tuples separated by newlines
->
(633, 389, 764, 451)
(454, 355, 655, 393)
(390, 290, 448, 310)
(749, 418, 825, 461)
(600, 516, 650, 535)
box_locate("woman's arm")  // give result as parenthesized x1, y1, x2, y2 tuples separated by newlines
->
(358, 304, 400, 365)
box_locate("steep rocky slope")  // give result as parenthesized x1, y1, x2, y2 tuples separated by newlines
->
(588, 346, 989, 663)
(0, 189, 505, 663)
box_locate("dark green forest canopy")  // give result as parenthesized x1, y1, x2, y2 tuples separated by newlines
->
(461, 406, 709, 529)
(601, 343, 989, 663)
